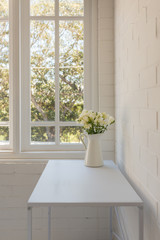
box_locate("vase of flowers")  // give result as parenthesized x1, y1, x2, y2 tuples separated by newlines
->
(77, 110, 115, 167)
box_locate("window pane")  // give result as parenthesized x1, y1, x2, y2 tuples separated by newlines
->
(0, 69, 9, 122)
(0, 22, 9, 69)
(59, 67, 83, 121)
(59, 0, 83, 16)
(0, 0, 8, 17)
(30, 0, 55, 16)
(60, 126, 82, 143)
(31, 21, 55, 68)
(31, 69, 55, 121)
(0, 126, 9, 144)
(59, 21, 84, 121)
(59, 21, 84, 67)
(31, 126, 55, 143)
(30, 21, 55, 121)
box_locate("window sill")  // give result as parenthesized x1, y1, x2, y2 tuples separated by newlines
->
(0, 150, 85, 161)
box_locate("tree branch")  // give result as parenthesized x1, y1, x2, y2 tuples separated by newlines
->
(59, 74, 78, 90)
(31, 94, 48, 121)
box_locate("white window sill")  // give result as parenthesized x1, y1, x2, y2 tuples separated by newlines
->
(0, 151, 85, 162)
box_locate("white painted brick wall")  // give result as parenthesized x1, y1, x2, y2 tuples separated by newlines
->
(98, 0, 115, 161)
(0, 1, 115, 240)
(115, 0, 160, 239)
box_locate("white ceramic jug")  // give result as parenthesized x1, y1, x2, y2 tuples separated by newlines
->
(80, 133, 104, 167)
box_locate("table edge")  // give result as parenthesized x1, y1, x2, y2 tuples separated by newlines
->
(28, 202, 143, 208)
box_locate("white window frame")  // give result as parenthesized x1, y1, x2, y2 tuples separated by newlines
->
(0, 0, 19, 151)
(0, 0, 98, 159)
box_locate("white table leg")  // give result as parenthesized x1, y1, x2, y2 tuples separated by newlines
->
(114, 207, 125, 240)
(138, 206, 143, 240)
(48, 206, 51, 240)
(110, 207, 113, 240)
(28, 207, 32, 240)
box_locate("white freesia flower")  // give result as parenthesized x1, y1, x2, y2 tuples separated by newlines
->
(99, 118, 104, 126)
(83, 116, 88, 122)
(84, 123, 92, 129)
(108, 116, 114, 124)
(102, 112, 108, 119)
(94, 118, 99, 124)
(89, 111, 96, 120)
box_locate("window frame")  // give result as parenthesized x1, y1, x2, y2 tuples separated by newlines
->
(0, 0, 19, 151)
(0, 0, 98, 158)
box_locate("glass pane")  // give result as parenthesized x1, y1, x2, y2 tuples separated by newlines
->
(31, 21, 55, 68)
(59, 0, 84, 16)
(59, 21, 84, 67)
(59, 21, 84, 121)
(0, 69, 9, 121)
(0, 126, 9, 144)
(59, 67, 84, 121)
(60, 126, 82, 143)
(30, 21, 55, 121)
(0, 22, 9, 69)
(31, 68, 55, 121)
(0, 0, 8, 17)
(30, 0, 55, 16)
(31, 126, 55, 143)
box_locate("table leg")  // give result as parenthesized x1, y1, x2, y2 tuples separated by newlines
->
(48, 206, 51, 240)
(28, 207, 32, 240)
(114, 207, 125, 240)
(110, 207, 113, 240)
(138, 206, 143, 240)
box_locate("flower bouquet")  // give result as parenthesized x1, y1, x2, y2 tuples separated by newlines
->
(77, 110, 115, 135)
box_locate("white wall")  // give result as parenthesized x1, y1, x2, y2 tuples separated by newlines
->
(115, 0, 160, 239)
(99, 0, 115, 161)
(0, 162, 45, 240)
(0, 1, 115, 240)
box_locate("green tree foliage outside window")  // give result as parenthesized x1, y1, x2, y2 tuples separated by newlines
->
(0, 0, 84, 144)
(0, 4, 9, 142)
(30, 0, 84, 143)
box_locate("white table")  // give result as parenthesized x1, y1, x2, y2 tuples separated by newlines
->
(28, 160, 143, 240)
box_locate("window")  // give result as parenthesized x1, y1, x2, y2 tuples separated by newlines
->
(0, 0, 98, 158)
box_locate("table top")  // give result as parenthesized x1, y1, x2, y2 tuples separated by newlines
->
(28, 160, 143, 207)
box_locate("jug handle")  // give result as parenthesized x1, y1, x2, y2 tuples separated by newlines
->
(80, 133, 87, 150)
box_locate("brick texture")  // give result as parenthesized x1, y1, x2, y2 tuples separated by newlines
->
(98, 0, 115, 161)
(115, 0, 160, 239)
(0, 1, 115, 240)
